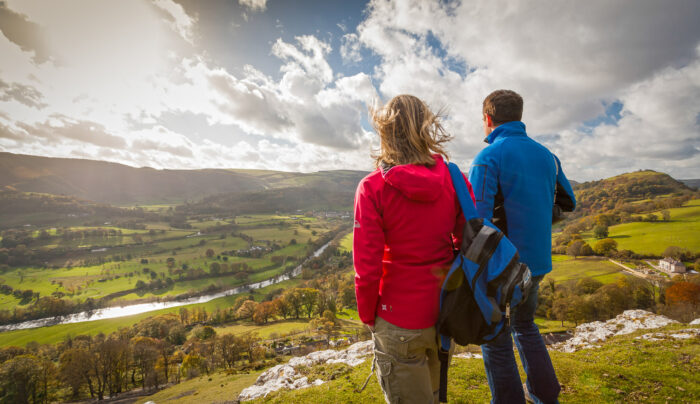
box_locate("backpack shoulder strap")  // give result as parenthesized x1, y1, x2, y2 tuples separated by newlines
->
(446, 162, 478, 221)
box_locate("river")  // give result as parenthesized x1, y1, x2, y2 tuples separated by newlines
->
(0, 242, 331, 332)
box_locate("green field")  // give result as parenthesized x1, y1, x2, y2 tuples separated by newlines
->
(214, 319, 312, 339)
(0, 214, 327, 310)
(547, 255, 626, 284)
(0, 278, 303, 347)
(582, 199, 700, 256)
(338, 232, 353, 253)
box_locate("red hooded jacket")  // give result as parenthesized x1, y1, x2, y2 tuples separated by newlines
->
(353, 155, 475, 329)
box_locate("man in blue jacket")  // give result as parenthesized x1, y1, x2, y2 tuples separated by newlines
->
(468, 90, 575, 404)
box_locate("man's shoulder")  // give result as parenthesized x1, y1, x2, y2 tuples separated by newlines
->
(473, 142, 501, 165)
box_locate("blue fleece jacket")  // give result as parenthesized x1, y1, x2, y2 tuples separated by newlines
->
(468, 121, 575, 276)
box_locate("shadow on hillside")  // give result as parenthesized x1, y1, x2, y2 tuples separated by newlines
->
(134, 284, 175, 297)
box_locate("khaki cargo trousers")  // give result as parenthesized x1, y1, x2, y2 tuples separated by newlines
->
(373, 316, 444, 404)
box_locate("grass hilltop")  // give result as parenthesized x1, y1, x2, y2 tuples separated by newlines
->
(141, 310, 699, 404)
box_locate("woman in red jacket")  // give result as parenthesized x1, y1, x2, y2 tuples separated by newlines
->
(354, 94, 474, 403)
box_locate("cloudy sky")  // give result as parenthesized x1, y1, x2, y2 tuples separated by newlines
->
(0, 0, 698, 180)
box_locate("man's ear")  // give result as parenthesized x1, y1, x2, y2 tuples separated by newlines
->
(484, 113, 493, 128)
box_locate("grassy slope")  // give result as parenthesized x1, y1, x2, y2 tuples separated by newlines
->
(338, 232, 353, 253)
(135, 371, 261, 404)
(547, 255, 626, 284)
(582, 199, 700, 256)
(249, 323, 699, 403)
(214, 319, 312, 339)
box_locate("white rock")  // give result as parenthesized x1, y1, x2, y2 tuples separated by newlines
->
(453, 352, 483, 359)
(550, 310, 678, 353)
(238, 340, 374, 401)
(635, 328, 700, 341)
(690, 318, 700, 325)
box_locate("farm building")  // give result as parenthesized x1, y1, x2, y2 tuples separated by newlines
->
(658, 257, 686, 274)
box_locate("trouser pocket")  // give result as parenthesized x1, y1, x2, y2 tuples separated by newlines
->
(374, 317, 422, 358)
(375, 350, 399, 404)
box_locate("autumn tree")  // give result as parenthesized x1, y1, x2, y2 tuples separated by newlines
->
(180, 354, 206, 379)
(299, 288, 320, 318)
(205, 248, 215, 258)
(662, 246, 693, 261)
(575, 278, 603, 295)
(90, 335, 129, 398)
(272, 297, 291, 319)
(239, 333, 260, 364)
(252, 301, 276, 325)
(0, 354, 41, 404)
(216, 334, 242, 369)
(283, 289, 303, 319)
(551, 298, 571, 327)
(131, 337, 160, 391)
(179, 307, 190, 325)
(580, 243, 594, 256)
(236, 300, 258, 320)
(593, 238, 618, 256)
(59, 347, 94, 399)
(593, 224, 609, 239)
(666, 282, 700, 305)
(566, 240, 585, 259)
(661, 210, 671, 221)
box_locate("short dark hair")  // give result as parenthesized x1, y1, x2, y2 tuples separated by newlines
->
(483, 90, 523, 125)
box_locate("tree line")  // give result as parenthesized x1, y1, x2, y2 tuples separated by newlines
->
(537, 274, 700, 326)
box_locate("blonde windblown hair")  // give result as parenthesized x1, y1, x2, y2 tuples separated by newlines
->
(371, 94, 452, 167)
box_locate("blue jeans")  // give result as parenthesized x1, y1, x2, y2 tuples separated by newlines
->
(481, 275, 560, 404)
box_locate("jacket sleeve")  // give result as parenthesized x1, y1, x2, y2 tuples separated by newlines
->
(353, 177, 385, 326)
(468, 148, 499, 220)
(553, 154, 576, 211)
(451, 173, 475, 246)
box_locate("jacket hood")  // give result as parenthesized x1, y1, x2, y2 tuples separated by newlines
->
(485, 121, 527, 144)
(381, 155, 448, 202)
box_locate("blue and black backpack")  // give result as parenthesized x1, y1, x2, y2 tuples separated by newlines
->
(436, 162, 533, 402)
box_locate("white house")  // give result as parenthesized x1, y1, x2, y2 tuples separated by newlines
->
(658, 257, 686, 274)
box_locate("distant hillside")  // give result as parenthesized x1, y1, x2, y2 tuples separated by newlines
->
(0, 189, 151, 228)
(681, 179, 700, 190)
(177, 170, 364, 214)
(0, 152, 367, 205)
(573, 170, 694, 212)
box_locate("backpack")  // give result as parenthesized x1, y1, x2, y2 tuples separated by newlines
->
(436, 162, 533, 402)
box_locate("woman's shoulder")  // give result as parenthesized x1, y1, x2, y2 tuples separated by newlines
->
(355, 168, 383, 198)
(359, 168, 383, 185)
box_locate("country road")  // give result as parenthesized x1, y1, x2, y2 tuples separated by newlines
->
(608, 259, 662, 281)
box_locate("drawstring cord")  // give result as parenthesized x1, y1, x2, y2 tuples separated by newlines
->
(355, 352, 376, 393)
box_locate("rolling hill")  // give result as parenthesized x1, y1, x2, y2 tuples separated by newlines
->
(0, 152, 368, 205)
(572, 170, 695, 213)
